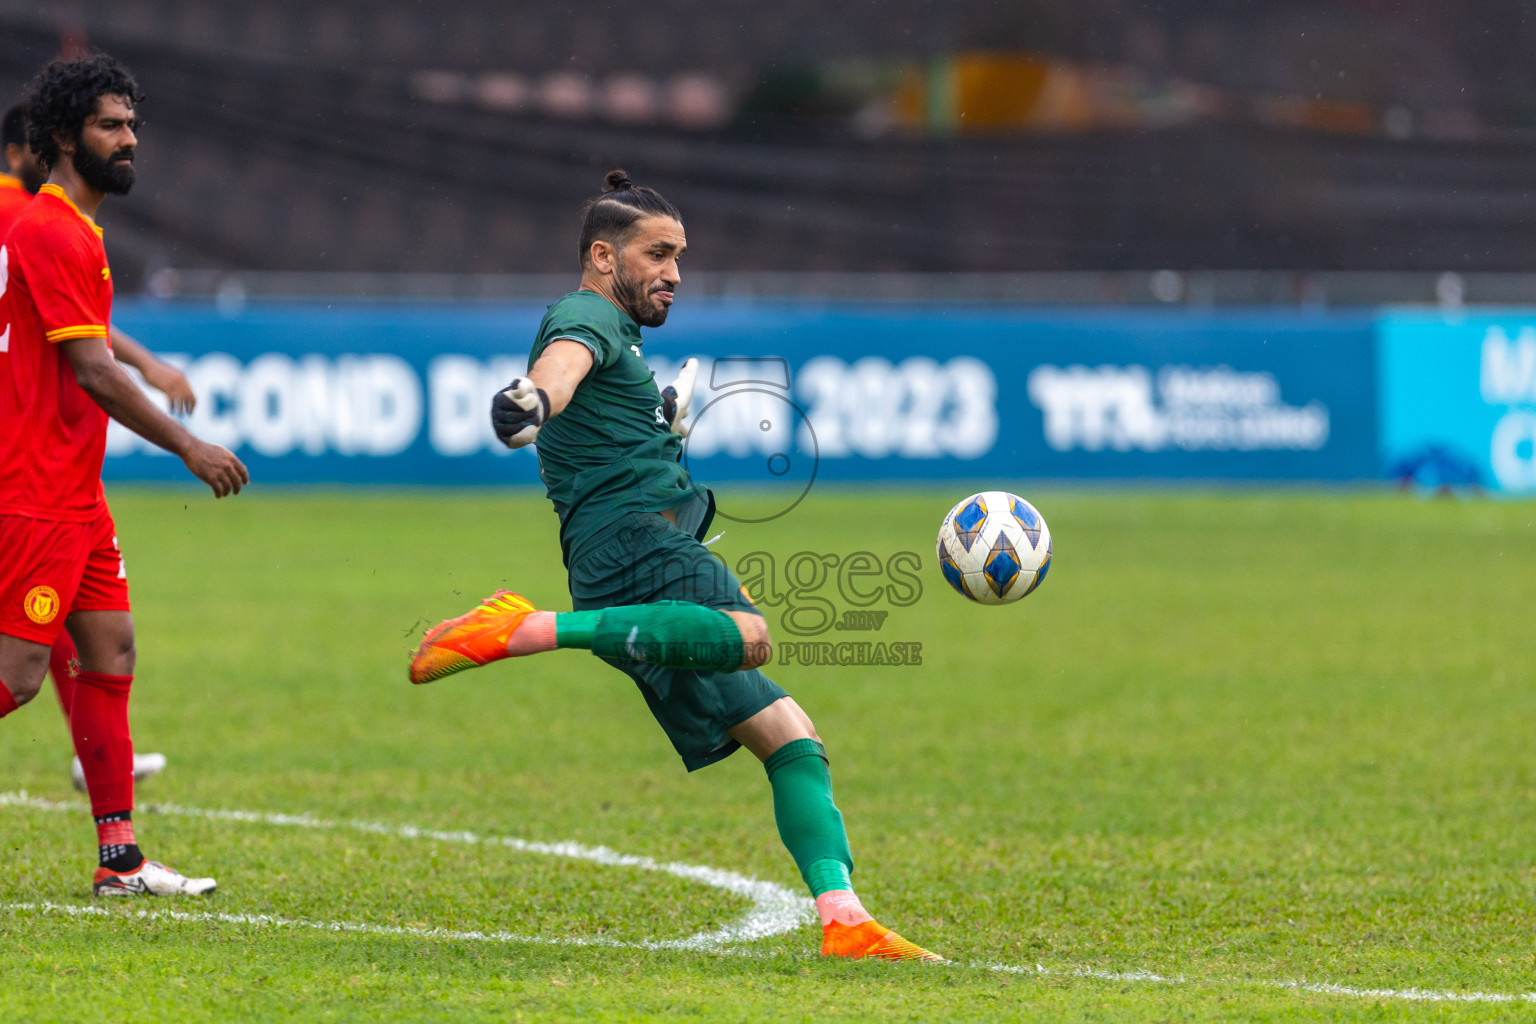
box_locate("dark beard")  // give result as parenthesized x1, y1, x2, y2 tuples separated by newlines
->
(71, 139, 135, 195)
(17, 164, 43, 193)
(613, 263, 669, 327)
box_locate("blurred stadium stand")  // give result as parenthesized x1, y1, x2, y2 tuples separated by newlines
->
(0, 1, 1533, 298)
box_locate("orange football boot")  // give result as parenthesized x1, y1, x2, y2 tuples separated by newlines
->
(821, 919, 945, 963)
(409, 590, 538, 685)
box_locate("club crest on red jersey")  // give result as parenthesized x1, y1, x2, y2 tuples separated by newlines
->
(24, 584, 61, 624)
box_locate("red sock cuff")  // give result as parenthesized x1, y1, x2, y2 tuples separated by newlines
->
(96, 817, 136, 847)
(0, 681, 17, 718)
(73, 671, 133, 696)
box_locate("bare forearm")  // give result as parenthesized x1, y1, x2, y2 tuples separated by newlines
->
(76, 357, 196, 456)
(64, 335, 245, 497)
(108, 326, 152, 372)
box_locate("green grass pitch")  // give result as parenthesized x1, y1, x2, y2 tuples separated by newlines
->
(3, 486, 1535, 1022)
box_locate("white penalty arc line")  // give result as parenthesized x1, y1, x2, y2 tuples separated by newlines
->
(0, 789, 813, 950)
(4, 791, 1534, 1006)
(4, 899, 698, 949)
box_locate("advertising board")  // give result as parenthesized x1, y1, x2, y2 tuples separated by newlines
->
(105, 303, 1378, 487)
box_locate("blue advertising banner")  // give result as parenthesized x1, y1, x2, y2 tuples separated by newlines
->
(1379, 311, 1536, 493)
(106, 302, 1378, 487)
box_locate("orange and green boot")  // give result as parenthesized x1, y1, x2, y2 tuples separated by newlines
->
(821, 919, 945, 963)
(409, 590, 538, 685)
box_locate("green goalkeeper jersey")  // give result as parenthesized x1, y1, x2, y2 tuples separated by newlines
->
(529, 290, 710, 563)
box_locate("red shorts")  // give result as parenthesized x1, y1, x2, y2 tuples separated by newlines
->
(0, 510, 131, 645)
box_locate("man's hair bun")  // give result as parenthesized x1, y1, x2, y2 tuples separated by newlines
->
(578, 168, 682, 268)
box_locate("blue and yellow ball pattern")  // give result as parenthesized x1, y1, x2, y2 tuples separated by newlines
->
(936, 490, 1052, 605)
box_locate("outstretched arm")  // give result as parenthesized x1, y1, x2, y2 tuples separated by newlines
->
(62, 335, 248, 497)
(491, 340, 595, 448)
(109, 325, 197, 414)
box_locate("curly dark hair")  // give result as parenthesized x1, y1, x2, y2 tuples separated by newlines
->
(21, 52, 143, 172)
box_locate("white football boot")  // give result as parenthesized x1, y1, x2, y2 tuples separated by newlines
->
(94, 860, 217, 897)
(71, 752, 168, 792)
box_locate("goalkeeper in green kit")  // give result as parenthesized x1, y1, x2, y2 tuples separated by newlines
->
(409, 169, 941, 963)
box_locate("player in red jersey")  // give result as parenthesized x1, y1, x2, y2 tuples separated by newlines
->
(3, 106, 194, 413)
(0, 53, 248, 896)
(2, 106, 192, 409)
(4, 103, 193, 792)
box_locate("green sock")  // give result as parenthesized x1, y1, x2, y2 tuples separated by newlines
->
(554, 610, 601, 647)
(557, 602, 745, 672)
(805, 857, 853, 896)
(763, 738, 855, 897)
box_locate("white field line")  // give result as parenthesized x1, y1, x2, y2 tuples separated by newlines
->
(0, 789, 813, 950)
(6, 899, 1534, 1007)
(6, 790, 1536, 1005)
(4, 900, 641, 948)
(981, 962, 1536, 1005)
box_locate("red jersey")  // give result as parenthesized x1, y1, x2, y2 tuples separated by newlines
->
(0, 174, 31, 239)
(0, 184, 113, 522)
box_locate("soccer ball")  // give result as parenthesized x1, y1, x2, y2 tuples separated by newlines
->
(936, 491, 1052, 605)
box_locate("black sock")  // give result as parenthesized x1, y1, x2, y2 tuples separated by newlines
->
(94, 811, 145, 872)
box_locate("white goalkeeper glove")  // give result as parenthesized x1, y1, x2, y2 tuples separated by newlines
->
(660, 358, 699, 437)
(490, 377, 550, 449)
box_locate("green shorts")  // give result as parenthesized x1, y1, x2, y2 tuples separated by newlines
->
(568, 511, 787, 772)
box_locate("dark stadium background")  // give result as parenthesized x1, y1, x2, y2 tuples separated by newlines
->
(0, 1, 1531, 295)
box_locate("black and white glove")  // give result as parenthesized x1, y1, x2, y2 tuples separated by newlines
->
(491, 377, 550, 449)
(660, 358, 699, 437)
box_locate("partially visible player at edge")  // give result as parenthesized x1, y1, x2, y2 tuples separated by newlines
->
(0, 53, 248, 897)
(3, 102, 191, 792)
(410, 170, 942, 962)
